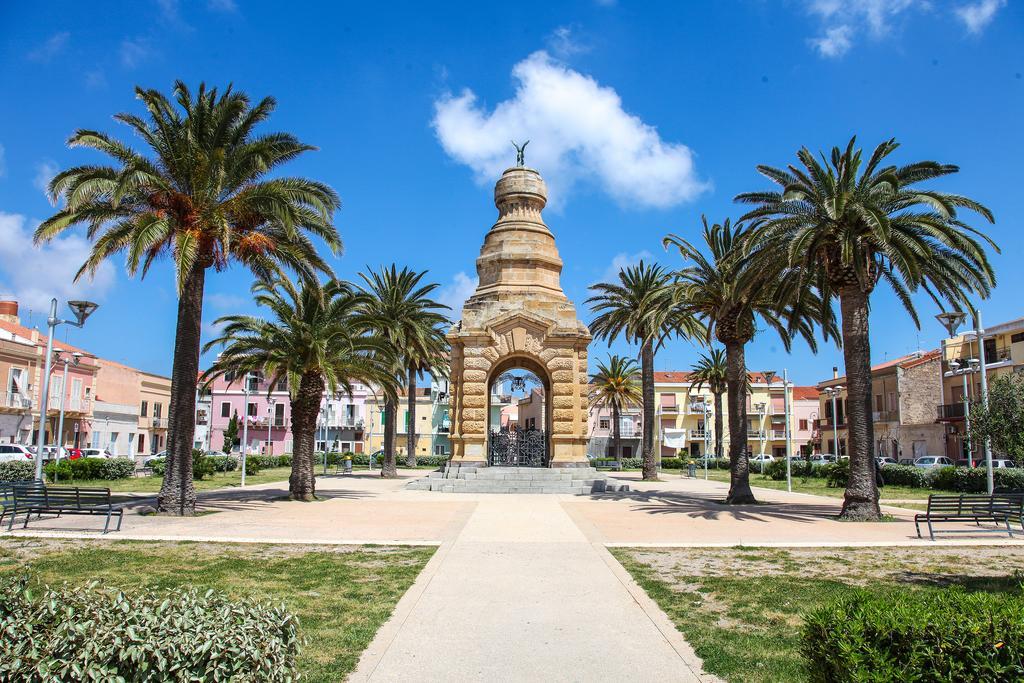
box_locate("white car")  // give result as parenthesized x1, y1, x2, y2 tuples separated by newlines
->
(810, 454, 837, 465)
(0, 444, 34, 462)
(876, 457, 898, 466)
(914, 456, 954, 469)
(80, 448, 114, 459)
(991, 459, 1017, 469)
(749, 454, 775, 463)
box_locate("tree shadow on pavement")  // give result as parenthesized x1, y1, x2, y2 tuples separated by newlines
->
(584, 489, 850, 524)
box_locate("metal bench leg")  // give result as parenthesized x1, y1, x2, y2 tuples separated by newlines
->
(115, 512, 123, 532)
(22, 510, 31, 529)
(915, 518, 922, 538)
(928, 519, 935, 541)
(103, 511, 111, 534)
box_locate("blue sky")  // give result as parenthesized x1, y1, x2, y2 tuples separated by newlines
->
(0, 0, 1020, 385)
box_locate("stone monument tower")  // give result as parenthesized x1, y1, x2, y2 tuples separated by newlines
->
(447, 162, 592, 468)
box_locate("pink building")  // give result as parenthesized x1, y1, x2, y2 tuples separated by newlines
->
(791, 387, 821, 456)
(207, 372, 370, 455)
(586, 403, 641, 459)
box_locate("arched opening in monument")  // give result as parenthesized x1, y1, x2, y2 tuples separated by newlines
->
(487, 356, 551, 467)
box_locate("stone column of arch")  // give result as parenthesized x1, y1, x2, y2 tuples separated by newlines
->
(448, 165, 591, 467)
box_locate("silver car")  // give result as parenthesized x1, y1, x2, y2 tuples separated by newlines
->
(914, 456, 954, 468)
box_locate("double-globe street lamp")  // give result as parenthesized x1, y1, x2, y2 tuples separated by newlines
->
(821, 385, 844, 461)
(34, 298, 98, 480)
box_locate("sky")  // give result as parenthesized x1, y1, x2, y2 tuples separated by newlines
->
(0, 0, 1021, 386)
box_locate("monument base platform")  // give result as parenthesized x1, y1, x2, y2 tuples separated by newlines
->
(405, 466, 631, 495)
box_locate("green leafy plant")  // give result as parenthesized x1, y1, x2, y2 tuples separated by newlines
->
(0, 576, 301, 681)
(803, 588, 1024, 681)
(0, 460, 35, 482)
(970, 374, 1024, 461)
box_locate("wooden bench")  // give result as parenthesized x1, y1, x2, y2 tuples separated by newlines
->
(12, 485, 123, 534)
(915, 494, 1023, 540)
(1, 479, 44, 530)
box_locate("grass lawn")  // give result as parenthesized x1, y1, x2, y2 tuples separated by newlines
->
(693, 467, 934, 501)
(613, 546, 1024, 683)
(0, 538, 434, 681)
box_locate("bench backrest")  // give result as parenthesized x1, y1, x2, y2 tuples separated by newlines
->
(13, 485, 111, 509)
(927, 493, 1024, 514)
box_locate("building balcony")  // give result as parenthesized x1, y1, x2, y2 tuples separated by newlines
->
(686, 401, 707, 414)
(770, 428, 787, 439)
(150, 417, 168, 429)
(0, 392, 31, 412)
(818, 417, 846, 429)
(937, 403, 965, 421)
(872, 410, 899, 422)
(746, 429, 765, 440)
(690, 428, 707, 439)
(659, 404, 679, 414)
(62, 397, 91, 415)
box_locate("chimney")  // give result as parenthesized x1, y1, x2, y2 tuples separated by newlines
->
(832, 366, 838, 380)
(0, 300, 19, 325)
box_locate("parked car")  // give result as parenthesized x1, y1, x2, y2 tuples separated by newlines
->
(0, 444, 34, 462)
(80, 448, 114, 459)
(876, 457, 898, 466)
(810, 454, 837, 465)
(914, 456, 954, 469)
(898, 458, 915, 466)
(749, 454, 775, 464)
(991, 459, 1017, 469)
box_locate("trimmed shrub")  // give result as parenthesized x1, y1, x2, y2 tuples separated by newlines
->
(620, 457, 643, 469)
(149, 457, 166, 476)
(879, 464, 929, 488)
(0, 577, 301, 681)
(802, 588, 1024, 681)
(207, 455, 239, 472)
(148, 452, 216, 480)
(0, 460, 35, 482)
(661, 457, 685, 470)
(821, 460, 849, 488)
(43, 457, 135, 482)
(765, 459, 822, 480)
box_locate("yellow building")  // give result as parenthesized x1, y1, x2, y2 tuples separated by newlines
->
(938, 314, 1024, 461)
(365, 386, 441, 457)
(654, 371, 800, 460)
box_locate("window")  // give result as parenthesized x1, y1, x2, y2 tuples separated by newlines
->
(622, 446, 632, 458)
(599, 418, 610, 429)
(247, 402, 257, 417)
(220, 402, 231, 418)
(799, 419, 808, 431)
(154, 402, 162, 418)
(138, 434, 145, 452)
(92, 431, 101, 448)
(1011, 332, 1024, 344)
(275, 403, 285, 422)
(276, 379, 287, 392)
(140, 401, 148, 417)
(875, 395, 883, 411)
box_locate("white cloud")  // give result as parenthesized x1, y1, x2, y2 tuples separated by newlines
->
(33, 160, 58, 198)
(120, 38, 151, 68)
(432, 51, 708, 209)
(546, 26, 588, 57)
(956, 0, 1006, 33)
(810, 25, 854, 57)
(807, 0, 918, 36)
(598, 250, 653, 284)
(0, 144, 6, 178)
(27, 31, 70, 62)
(202, 318, 226, 342)
(0, 212, 115, 315)
(437, 271, 478, 314)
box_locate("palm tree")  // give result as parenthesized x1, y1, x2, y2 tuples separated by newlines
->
(664, 218, 830, 504)
(357, 265, 449, 476)
(202, 276, 394, 500)
(589, 355, 642, 465)
(34, 82, 340, 515)
(736, 137, 997, 520)
(587, 262, 704, 480)
(687, 349, 728, 460)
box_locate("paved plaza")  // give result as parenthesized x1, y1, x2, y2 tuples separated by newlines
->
(4, 471, 1020, 681)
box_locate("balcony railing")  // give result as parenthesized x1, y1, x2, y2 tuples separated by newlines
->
(0, 392, 31, 410)
(65, 397, 92, 414)
(747, 429, 765, 439)
(151, 417, 168, 428)
(770, 428, 787, 439)
(690, 428, 707, 439)
(818, 417, 846, 428)
(687, 401, 707, 414)
(659, 404, 679, 413)
(937, 403, 965, 420)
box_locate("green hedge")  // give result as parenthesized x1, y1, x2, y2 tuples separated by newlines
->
(0, 577, 301, 681)
(43, 458, 135, 482)
(803, 588, 1024, 681)
(0, 460, 35, 482)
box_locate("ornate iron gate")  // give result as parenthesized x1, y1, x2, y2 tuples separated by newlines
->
(488, 428, 548, 467)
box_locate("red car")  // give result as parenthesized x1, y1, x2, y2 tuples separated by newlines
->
(66, 448, 82, 460)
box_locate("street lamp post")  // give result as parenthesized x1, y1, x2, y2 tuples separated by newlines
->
(703, 405, 712, 480)
(241, 372, 252, 486)
(267, 397, 276, 456)
(52, 350, 82, 483)
(974, 311, 994, 493)
(951, 358, 980, 467)
(822, 386, 844, 460)
(33, 299, 98, 480)
(936, 311, 967, 463)
(761, 370, 777, 476)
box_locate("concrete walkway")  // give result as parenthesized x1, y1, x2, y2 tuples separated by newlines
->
(351, 495, 712, 682)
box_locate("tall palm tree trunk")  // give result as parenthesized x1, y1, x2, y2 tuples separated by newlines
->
(724, 341, 756, 504)
(289, 371, 324, 501)
(640, 339, 657, 480)
(157, 265, 205, 516)
(382, 398, 398, 478)
(713, 391, 724, 459)
(612, 402, 621, 465)
(838, 286, 880, 520)
(406, 368, 417, 468)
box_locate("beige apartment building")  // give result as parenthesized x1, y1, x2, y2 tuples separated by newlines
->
(654, 371, 816, 459)
(816, 350, 945, 461)
(93, 359, 172, 458)
(938, 314, 1024, 461)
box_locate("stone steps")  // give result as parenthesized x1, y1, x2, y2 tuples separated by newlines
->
(404, 466, 630, 495)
